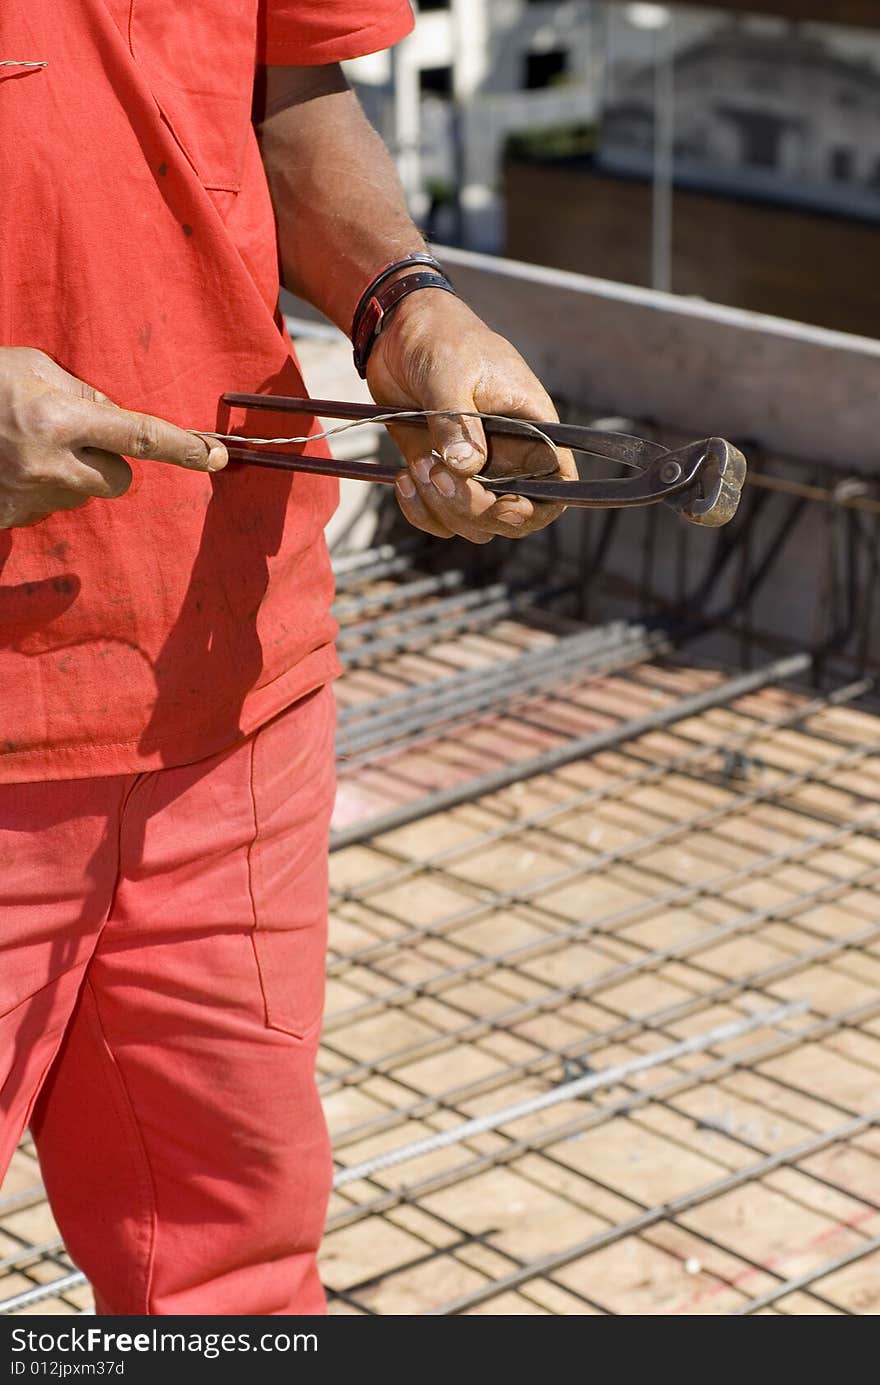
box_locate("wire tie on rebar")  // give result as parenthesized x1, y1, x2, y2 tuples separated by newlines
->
(561, 1055, 594, 1084)
(332, 1000, 808, 1189)
(721, 749, 764, 781)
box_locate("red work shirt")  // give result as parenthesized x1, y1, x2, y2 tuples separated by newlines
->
(0, 0, 413, 782)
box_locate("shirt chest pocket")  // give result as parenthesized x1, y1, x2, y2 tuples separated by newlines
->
(129, 0, 258, 192)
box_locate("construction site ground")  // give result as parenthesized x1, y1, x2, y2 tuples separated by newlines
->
(2, 550, 879, 1316)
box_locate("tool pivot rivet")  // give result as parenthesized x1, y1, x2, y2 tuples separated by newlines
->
(660, 460, 682, 485)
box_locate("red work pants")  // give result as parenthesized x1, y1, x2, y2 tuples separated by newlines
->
(0, 686, 336, 1315)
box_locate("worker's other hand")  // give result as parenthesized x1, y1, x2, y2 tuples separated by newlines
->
(0, 347, 227, 530)
(366, 291, 576, 543)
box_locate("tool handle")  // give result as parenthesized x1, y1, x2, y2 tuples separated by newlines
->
(223, 446, 549, 499)
(221, 445, 687, 508)
(223, 446, 404, 486)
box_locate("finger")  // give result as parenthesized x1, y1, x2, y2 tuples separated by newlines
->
(510, 498, 566, 533)
(394, 470, 454, 539)
(409, 455, 496, 545)
(413, 456, 567, 539)
(491, 496, 535, 529)
(469, 371, 578, 483)
(489, 489, 567, 534)
(423, 394, 570, 485)
(397, 371, 488, 477)
(71, 448, 133, 500)
(425, 404, 488, 478)
(76, 379, 113, 405)
(63, 398, 227, 473)
(55, 367, 114, 406)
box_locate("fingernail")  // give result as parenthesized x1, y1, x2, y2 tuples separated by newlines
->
(414, 456, 433, 486)
(432, 469, 456, 498)
(497, 508, 526, 527)
(397, 472, 416, 499)
(444, 442, 476, 470)
(207, 445, 227, 472)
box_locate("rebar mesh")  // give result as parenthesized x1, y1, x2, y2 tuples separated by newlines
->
(2, 553, 879, 1316)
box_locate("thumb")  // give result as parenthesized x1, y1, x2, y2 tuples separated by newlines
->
(421, 388, 488, 478)
(64, 396, 227, 472)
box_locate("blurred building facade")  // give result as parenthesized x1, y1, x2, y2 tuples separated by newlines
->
(600, 21, 880, 210)
(507, 8, 880, 336)
(347, 0, 602, 250)
(350, 1, 880, 338)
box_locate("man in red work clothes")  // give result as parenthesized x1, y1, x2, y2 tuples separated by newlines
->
(0, 2, 572, 1314)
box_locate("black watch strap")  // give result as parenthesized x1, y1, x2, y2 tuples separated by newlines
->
(352, 270, 456, 378)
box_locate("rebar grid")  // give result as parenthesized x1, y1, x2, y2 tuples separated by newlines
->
(321, 569, 880, 1315)
(2, 559, 878, 1315)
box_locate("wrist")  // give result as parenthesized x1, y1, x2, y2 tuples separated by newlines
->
(350, 254, 455, 378)
(365, 289, 484, 404)
(370, 283, 474, 352)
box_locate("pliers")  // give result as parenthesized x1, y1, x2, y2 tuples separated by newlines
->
(221, 393, 747, 527)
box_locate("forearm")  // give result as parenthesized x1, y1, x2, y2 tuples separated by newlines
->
(255, 64, 574, 548)
(256, 65, 426, 333)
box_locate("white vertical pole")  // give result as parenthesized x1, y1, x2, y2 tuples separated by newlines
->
(451, 0, 491, 247)
(391, 36, 422, 213)
(451, 0, 489, 104)
(651, 22, 675, 294)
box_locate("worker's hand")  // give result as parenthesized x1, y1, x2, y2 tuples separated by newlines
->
(0, 347, 227, 530)
(366, 291, 576, 543)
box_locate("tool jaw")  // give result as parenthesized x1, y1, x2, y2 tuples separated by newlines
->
(480, 437, 746, 525)
(662, 438, 747, 527)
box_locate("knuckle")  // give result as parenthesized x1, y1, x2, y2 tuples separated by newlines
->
(20, 392, 71, 442)
(131, 418, 161, 458)
(17, 347, 52, 375)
